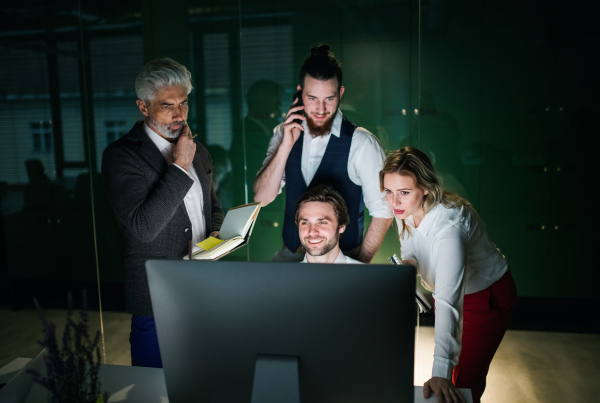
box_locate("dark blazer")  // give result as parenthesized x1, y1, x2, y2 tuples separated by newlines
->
(102, 121, 224, 316)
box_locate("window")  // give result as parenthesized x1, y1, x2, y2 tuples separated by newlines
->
(31, 120, 53, 153)
(202, 25, 293, 150)
(105, 120, 128, 146)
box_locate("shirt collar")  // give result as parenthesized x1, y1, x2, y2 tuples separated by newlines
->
(304, 108, 343, 138)
(333, 250, 346, 263)
(300, 248, 345, 263)
(144, 121, 172, 153)
(411, 203, 441, 237)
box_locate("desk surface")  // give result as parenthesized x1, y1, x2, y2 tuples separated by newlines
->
(1, 359, 472, 403)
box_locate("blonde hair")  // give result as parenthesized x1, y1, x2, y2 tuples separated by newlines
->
(379, 146, 470, 237)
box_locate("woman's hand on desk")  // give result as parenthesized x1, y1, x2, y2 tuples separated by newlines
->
(423, 377, 466, 403)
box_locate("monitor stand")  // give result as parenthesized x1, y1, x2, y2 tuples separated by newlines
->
(250, 354, 300, 403)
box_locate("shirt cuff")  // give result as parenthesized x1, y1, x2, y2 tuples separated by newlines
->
(172, 163, 189, 176)
(432, 358, 454, 380)
(364, 202, 393, 219)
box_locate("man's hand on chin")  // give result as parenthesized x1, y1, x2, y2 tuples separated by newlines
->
(173, 125, 196, 171)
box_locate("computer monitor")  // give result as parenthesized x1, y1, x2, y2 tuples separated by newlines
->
(146, 260, 417, 403)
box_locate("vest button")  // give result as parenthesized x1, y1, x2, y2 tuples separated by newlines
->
(184, 227, 190, 233)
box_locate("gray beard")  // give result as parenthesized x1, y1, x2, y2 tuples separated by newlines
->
(147, 115, 185, 139)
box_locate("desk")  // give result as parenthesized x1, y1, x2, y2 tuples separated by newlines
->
(1, 358, 472, 402)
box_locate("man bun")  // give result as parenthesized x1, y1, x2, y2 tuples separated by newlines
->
(300, 43, 342, 89)
(311, 43, 332, 57)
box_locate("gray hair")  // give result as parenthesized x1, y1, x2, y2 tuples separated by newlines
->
(135, 58, 193, 103)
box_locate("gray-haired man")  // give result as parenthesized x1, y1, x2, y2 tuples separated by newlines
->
(102, 58, 223, 367)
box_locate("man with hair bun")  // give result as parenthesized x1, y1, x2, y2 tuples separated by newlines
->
(102, 57, 224, 368)
(254, 44, 392, 263)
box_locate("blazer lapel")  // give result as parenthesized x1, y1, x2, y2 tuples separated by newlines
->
(130, 122, 169, 174)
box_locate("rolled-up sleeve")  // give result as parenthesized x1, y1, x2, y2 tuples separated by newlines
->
(257, 123, 286, 193)
(349, 128, 392, 219)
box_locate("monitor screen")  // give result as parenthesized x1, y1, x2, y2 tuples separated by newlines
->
(146, 260, 417, 403)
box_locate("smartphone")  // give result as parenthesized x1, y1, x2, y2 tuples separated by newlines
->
(292, 90, 304, 125)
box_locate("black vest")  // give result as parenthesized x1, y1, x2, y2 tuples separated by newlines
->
(282, 116, 364, 252)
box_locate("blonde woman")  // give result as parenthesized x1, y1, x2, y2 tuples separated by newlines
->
(380, 146, 516, 403)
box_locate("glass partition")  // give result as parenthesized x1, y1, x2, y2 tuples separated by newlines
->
(0, 0, 110, 364)
(0, 0, 419, 367)
(231, 0, 419, 262)
(1, 0, 596, 371)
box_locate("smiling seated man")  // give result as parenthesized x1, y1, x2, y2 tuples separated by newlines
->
(295, 185, 362, 264)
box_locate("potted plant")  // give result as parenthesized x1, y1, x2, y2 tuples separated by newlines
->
(27, 290, 109, 403)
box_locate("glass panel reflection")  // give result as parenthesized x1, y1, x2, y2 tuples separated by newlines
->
(0, 0, 419, 368)
(0, 1, 108, 365)
(234, 0, 417, 263)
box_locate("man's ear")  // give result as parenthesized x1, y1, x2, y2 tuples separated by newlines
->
(339, 85, 345, 99)
(339, 225, 346, 234)
(297, 84, 302, 92)
(136, 99, 149, 117)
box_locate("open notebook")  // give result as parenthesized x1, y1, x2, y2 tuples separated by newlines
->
(185, 202, 261, 260)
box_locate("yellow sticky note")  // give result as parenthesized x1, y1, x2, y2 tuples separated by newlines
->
(196, 236, 223, 251)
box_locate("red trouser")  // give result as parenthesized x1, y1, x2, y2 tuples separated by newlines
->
(450, 270, 517, 403)
(434, 270, 517, 403)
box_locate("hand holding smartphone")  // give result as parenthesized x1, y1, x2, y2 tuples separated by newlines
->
(292, 90, 304, 125)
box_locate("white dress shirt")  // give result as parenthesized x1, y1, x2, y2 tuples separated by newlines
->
(399, 203, 508, 380)
(261, 110, 392, 219)
(301, 250, 363, 264)
(144, 123, 206, 244)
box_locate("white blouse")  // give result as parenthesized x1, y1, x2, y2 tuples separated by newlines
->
(399, 203, 508, 379)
